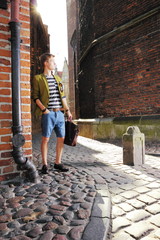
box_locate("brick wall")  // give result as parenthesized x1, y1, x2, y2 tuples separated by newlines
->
(0, 0, 32, 181)
(77, 0, 160, 118)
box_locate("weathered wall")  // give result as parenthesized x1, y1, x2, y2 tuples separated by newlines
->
(78, 0, 160, 118)
(30, 4, 50, 133)
(0, 0, 32, 180)
(66, 0, 77, 118)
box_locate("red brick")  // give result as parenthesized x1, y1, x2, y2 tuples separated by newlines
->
(1, 152, 12, 158)
(1, 104, 12, 112)
(0, 159, 12, 166)
(21, 105, 31, 112)
(21, 83, 30, 89)
(21, 60, 30, 68)
(0, 144, 12, 151)
(0, 89, 11, 95)
(3, 165, 14, 174)
(0, 73, 10, 80)
(0, 173, 19, 182)
(0, 16, 9, 24)
(20, 68, 30, 74)
(21, 98, 31, 104)
(0, 9, 9, 17)
(0, 66, 11, 73)
(0, 113, 12, 120)
(0, 50, 11, 58)
(0, 97, 11, 103)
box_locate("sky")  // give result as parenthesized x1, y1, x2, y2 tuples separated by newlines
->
(37, 0, 68, 71)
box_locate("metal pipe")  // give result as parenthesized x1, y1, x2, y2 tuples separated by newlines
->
(9, 0, 39, 182)
(79, 5, 160, 64)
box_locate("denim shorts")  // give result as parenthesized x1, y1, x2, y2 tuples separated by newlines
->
(41, 110, 65, 138)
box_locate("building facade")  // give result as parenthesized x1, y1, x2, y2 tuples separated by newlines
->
(67, 0, 160, 119)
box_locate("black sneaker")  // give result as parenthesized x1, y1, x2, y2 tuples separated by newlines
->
(54, 163, 69, 172)
(41, 165, 48, 174)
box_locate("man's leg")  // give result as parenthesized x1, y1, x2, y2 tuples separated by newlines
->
(41, 136, 49, 173)
(54, 136, 69, 172)
(55, 137, 65, 164)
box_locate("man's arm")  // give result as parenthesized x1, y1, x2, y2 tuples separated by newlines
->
(62, 97, 72, 120)
(33, 76, 49, 114)
(35, 99, 49, 113)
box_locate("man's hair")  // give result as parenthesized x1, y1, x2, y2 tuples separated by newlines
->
(40, 53, 55, 68)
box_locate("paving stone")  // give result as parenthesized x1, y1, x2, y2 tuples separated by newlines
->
(52, 234, 68, 240)
(125, 222, 154, 239)
(112, 205, 125, 218)
(73, 192, 86, 199)
(69, 226, 84, 240)
(49, 208, 64, 216)
(0, 214, 12, 223)
(7, 220, 21, 229)
(77, 209, 90, 219)
(119, 184, 135, 191)
(154, 229, 160, 238)
(50, 204, 66, 211)
(112, 216, 131, 233)
(96, 183, 108, 190)
(112, 232, 135, 240)
(56, 225, 70, 234)
(13, 208, 33, 219)
(146, 182, 160, 189)
(63, 211, 74, 220)
(38, 231, 55, 240)
(60, 201, 72, 207)
(146, 203, 160, 214)
(0, 222, 8, 231)
(96, 189, 110, 197)
(127, 199, 146, 209)
(92, 174, 106, 184)
(137, 195, 157, 205)
(82, 217, 109, 240)
(10, 236, 32, 240)
(147, 190, 160, 200)
(80, 202, 92, 209)
(126, 209, 151, 222)
(118, 202, 134, 212)
(42, 221, 58, 231)
(149, 214, 160, 227)
(120, 190, 139, 199)
(87, 191, 96, 197)
(141, 237, 157, 240)
(53, 215, 66, 225)
(71, 219, 87, 226)
(134, 186, 150, 193)
(27, 226, 42, 238)
(91, 197, 111, 218)
(133, 180, 148, 186)
(112, 195, 125, 204)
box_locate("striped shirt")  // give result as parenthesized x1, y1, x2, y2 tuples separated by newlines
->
(46, 75, 62, 109)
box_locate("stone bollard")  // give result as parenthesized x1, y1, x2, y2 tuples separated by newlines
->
(123, 126, 145, 166)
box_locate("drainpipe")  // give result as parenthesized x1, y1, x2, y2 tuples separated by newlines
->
(9, 0, 39, 182)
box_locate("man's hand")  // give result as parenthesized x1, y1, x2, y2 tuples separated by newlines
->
(66, 110, 72, 121)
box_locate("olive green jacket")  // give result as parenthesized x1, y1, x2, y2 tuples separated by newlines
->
(33, 73, 66, 117)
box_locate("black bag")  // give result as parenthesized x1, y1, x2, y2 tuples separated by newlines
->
(64, 121, 79, 146)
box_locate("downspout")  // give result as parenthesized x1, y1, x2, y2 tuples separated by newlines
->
(9, 0, 39, 182)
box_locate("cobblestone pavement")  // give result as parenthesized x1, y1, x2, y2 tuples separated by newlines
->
(0, 133, 160, 240)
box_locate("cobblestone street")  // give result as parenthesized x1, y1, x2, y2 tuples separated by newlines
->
(0, 133, 160, 239)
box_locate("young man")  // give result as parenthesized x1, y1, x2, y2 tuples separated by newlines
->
(33, 53, 72, 174)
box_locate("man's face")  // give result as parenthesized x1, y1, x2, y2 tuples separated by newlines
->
(45, 56, 56, 70)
